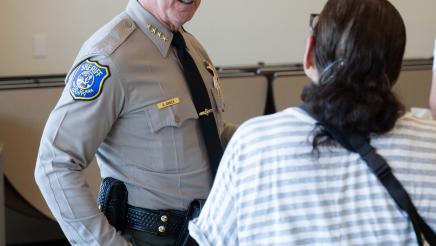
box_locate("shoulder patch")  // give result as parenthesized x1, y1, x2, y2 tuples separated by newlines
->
(69, 59, 110, 101)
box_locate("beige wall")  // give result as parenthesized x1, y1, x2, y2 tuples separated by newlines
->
(0, 0, 127, 76)
(0, 0, 435, 76)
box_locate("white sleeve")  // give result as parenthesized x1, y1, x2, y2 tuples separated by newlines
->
(189, 132, 240, 246)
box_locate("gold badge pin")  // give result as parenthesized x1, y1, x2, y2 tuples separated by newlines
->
(156, 97, 181, 109)
(204, 60, 222, 96)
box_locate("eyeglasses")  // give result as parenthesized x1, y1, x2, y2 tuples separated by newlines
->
(310, 13, 320, 33)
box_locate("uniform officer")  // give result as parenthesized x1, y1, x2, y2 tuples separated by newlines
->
(34, 0, 236, 245)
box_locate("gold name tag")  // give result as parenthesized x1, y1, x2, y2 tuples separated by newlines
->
(156, 97, 180, 109)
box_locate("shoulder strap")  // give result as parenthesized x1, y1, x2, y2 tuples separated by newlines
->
(299, 105, 436, 246)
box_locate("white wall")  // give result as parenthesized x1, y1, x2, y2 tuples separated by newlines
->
(0, 0, 435, 76)
(189, 0, 436, 65)
(0, 0, 127, 76)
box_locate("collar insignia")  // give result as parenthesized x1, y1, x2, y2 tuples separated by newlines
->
(146, 24, 169, 42)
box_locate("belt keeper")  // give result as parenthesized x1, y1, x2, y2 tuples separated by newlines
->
(158, 212, 170, 235)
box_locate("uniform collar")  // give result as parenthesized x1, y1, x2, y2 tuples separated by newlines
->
(126, 0, 174, 57)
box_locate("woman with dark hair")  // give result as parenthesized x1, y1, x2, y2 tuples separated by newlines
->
(189, 0, 436, 245)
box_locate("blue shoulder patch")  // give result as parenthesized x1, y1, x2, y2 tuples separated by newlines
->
(69, 59, 110, 101)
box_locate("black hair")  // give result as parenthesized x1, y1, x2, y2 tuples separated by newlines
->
(301, 0, 406, 151)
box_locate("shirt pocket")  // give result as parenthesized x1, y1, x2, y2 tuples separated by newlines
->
(145, 93, 199, 132)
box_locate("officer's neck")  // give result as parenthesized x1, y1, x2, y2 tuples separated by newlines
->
(138, 0, 181, 32)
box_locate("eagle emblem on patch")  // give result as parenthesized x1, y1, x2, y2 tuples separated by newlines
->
(69, 59, 110, 100)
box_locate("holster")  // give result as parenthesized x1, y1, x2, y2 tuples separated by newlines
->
(97, 177, 128, 233)
(174, 199, 206, 246)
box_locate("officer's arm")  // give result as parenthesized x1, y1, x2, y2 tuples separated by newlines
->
(34, 56, 130, 245)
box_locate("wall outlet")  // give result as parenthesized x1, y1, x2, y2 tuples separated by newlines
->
(33, 34, 47, 58)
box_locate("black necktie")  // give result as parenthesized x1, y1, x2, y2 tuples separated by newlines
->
(171, 31, 223, 180)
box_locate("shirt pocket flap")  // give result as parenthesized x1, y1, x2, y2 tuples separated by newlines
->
(145, 93, 199, 132)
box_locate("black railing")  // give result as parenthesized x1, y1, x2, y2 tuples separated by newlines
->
(0, 74, 66, 90)
(1, 59, 432, 90)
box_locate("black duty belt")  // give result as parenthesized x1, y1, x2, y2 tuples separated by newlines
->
(126, 204, 187, 237)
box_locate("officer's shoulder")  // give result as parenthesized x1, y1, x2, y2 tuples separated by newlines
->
(64, 13, 136, 101)
(67, 13, 137, 82)
(78, 13, 137, 59)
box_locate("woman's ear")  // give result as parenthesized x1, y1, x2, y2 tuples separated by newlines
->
(304, 35, 320, 83)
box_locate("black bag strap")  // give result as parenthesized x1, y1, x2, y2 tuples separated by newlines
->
(299, 105, 436, 246)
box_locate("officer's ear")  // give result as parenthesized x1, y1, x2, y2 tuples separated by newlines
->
(303, 35, 319, 83)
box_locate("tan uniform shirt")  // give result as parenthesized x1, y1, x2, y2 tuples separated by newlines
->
(35, 0, 235, 245)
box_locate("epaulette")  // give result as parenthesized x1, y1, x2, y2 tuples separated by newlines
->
(71, 13, 136, 68)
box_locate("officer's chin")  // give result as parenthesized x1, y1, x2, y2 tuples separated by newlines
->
(178, 0, 194, 4)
